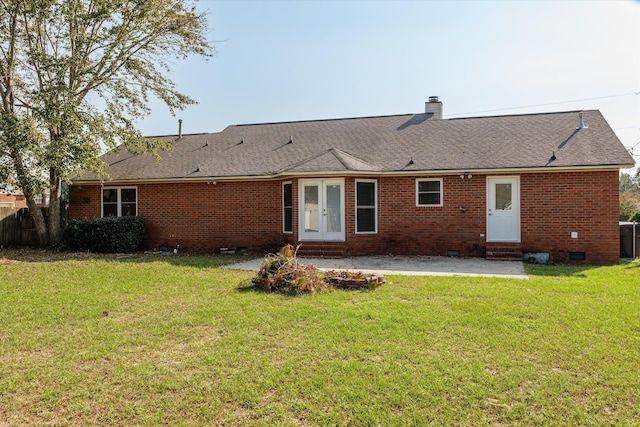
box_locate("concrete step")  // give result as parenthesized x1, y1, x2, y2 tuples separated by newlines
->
(486, 245, 523, 261)
(295, 242, 346, 258)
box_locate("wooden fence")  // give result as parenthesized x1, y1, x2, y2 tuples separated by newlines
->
(0, 207, 22, 246)
(0, 207, 39, 247)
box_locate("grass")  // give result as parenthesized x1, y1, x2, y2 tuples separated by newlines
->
(0, 253, 639, 426)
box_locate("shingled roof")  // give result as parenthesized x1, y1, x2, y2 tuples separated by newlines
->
(73, 109, 634, 183)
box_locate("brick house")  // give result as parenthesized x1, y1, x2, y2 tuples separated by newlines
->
(0, 187, 48, 208)
(69, 99, 634, 263)
(0, 193, 27, 208)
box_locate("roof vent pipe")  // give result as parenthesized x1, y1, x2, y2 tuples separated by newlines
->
(576, 112, 587, 130)
(178, 119, 183, 138)
(425, 96, 443, 119)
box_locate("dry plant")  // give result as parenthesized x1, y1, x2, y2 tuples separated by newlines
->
(245, 244, 333, 294)
(242, 245, 385, 294)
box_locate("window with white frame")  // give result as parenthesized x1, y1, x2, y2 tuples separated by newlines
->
(416, 179, 443, 207)
(356, 180, 377, 233)
(102, 187, 137, 217)
(283, 182, 293, 233)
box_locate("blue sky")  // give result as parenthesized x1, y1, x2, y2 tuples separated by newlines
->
(138, 0, 640, 172)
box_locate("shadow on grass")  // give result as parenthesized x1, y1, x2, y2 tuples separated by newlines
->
(524, 260, 638, 278)
(0, 246, 260, 269)
(117, 254, 257, 269)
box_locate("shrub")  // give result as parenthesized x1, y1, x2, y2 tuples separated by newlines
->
(629, 210, 640, 223)
(64, 216, 146, 253)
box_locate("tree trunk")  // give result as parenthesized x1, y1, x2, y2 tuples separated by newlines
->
(26, 197, 49, 248)
(47, 169, 64, 245)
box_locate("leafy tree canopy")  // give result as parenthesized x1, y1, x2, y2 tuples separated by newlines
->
(0, 0, 214, 246)
(620, 172, 640, 193)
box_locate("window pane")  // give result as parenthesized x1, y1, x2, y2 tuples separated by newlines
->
(419, 192, 440, 205)
(495, 183, 512, 210)
(304, 185, 319, 232)
(103, 204, 118, 217)
(121, 188, 136, 203)
(418, 180, 440, 192)
(357, 208, 375, 232)
(283, 183, 293, 232)
(326, 184, 341, 233)
(356, 182, 375, 206)
(103, 189, 118, 203)
(283, 183, 292, 207)
(121, 202, 136, 216)
(283, 207, 292, 232)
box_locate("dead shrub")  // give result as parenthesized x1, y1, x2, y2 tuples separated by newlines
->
(240, 245, 384, 295)
(244, 244, 332, 295)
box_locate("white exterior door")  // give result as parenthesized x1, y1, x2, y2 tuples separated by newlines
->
(487, 176, 520, 242)
(299, 179, 345, 241)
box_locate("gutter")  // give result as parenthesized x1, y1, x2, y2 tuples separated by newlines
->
(70, 164, 632, 186)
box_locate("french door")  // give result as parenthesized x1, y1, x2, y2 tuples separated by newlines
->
(299, 179, 345, 241)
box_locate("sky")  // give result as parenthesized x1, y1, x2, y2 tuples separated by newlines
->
(137, 0, 640, 173)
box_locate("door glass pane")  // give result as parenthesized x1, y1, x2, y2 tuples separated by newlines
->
(304, 185, 319, 232)
(495, 183, 512, 210)
(326, 184, 341, 233)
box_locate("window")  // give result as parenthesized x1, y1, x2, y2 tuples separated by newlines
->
(283, 182, 293, 233)
(416, 179, 443, 207)
(356, 180, 377, 233)
(495, 183, 512, 210)
(102, 187, 137, 217)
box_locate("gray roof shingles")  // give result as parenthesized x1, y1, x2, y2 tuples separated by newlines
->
(75, 109, 635, 182)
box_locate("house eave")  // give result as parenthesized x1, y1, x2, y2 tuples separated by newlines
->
(70, 164, 633, 186)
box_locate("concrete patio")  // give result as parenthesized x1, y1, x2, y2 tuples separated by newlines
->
(223, 255, 528, 279)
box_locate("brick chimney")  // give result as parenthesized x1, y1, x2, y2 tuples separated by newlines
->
(425, 96, 443, 119)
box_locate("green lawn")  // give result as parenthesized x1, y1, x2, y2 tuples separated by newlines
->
(1, 253, 638, 426)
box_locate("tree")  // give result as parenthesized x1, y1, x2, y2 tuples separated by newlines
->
(0, 0, 213, 246)
(620, 192, 640, 221)
(620, 171, 640, 220)
(620, 172, 639, 193)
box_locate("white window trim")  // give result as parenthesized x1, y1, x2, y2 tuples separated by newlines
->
(102, 186, 138, 217)
(355, 179, 378, 234)
(416, 178, 443, 207)
(282, 181, 293, 234)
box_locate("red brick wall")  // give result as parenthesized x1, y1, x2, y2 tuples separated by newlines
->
(345, 171, 620, 263)
(345, 175, 487, 257)
(68, 169, 621, 263)
(69, 181, 286, 253)
(0, 194, 27, 208)
(520, 170, 620, 264)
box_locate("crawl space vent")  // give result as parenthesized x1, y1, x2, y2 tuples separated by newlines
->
(569, 251, 586, 261)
